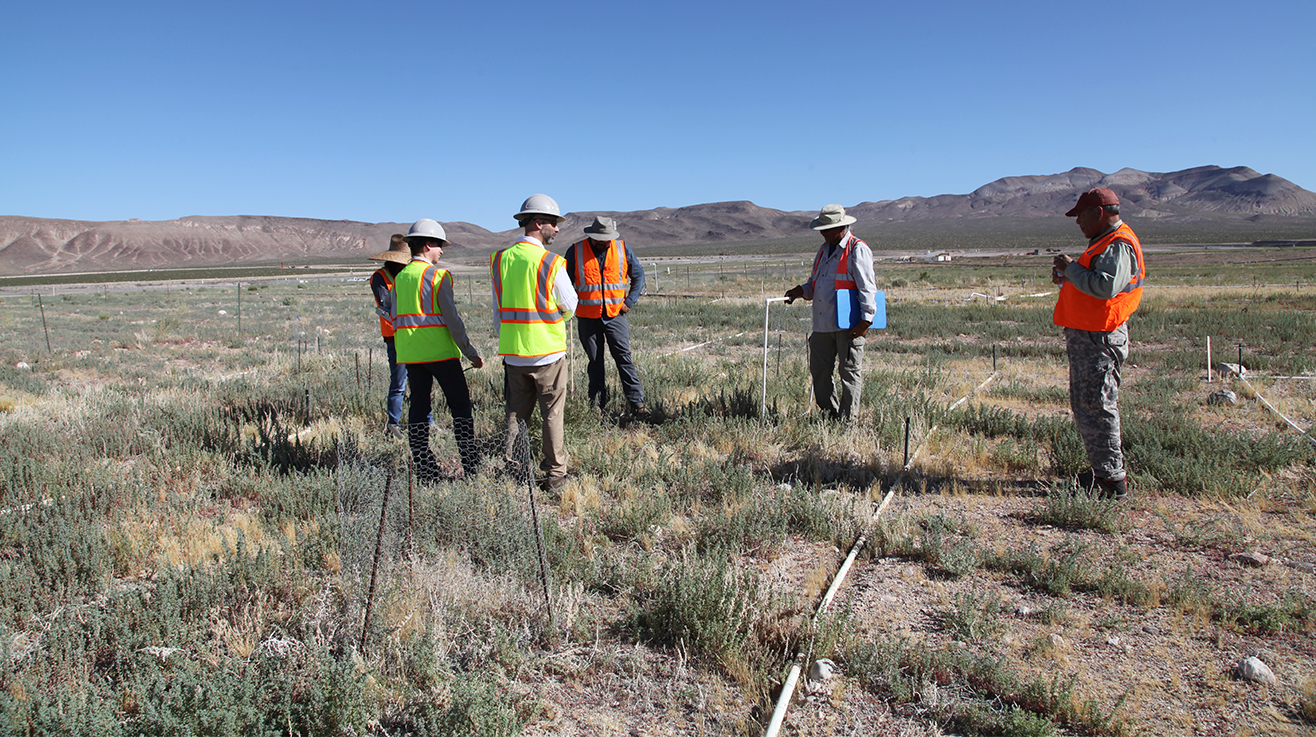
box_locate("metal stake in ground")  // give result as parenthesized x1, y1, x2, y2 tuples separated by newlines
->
(524, 466, 555, 628)
(903, 417, 911, 467)
(360, 468, 393, 652)
(38, 294, 52, 353)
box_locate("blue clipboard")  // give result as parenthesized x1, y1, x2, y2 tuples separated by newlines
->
(837, 289, 886, 329)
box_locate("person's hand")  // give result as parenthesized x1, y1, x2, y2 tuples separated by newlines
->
(1051, 254, 1073, 285)
(470, 355, 485, 370)
(784, 285, 805, 304)
(849, 320, 872, 339)
(619, 303, 631, 314)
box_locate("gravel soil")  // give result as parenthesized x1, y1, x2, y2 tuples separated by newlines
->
(521, 488, 1316, 736)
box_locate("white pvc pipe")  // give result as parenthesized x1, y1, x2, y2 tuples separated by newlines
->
(764, 664, 801, 737)
(1238, 376, 1316, 449)
(761, 297, 788, 417)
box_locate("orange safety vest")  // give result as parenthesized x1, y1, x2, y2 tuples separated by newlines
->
(571, 239, 630, 319)
(372, 268, 396, 338)
(809, 233, 862, 291)
(1053, 222, 1146, 332)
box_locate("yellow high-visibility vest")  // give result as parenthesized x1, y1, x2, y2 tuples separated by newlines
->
(394, 260, 460, 363)
(491, 240, 567, 357)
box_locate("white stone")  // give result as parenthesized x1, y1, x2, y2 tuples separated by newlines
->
(1236, 656, 1276, 686)
(1207, 389, 1238, 406)
(808, 658, 837, 682)
(1217, 362, 1247, 378)
(15, 362, 30, 370)
(1229, 552, 1270, 567)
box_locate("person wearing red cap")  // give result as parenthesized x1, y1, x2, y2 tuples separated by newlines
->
(1051, 187, 1146, 500)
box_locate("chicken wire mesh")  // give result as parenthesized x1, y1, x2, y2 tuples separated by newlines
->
(334, 416, 554, 648)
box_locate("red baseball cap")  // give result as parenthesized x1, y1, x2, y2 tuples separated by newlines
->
(1065, 187, 1120, 217)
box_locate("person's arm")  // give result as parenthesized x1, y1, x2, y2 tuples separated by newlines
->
(552, 261, 577, 319)
(370, 272, 393, 319)
(623, 245, 645, 311)
(434, 272, 483, 367)
(1062, 241, 1136, 299)
(851, 240, 878, 329)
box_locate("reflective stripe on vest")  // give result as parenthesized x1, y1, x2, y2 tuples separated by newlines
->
(810, 233, 862, 291)
(373, 268, 396, 338)
(571, 239, 629, 319)
(393, 261, 460, 363)
(1053, 223, 1146, 332)
(491, 241, 567, 357)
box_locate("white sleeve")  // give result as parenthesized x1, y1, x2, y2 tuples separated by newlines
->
(553, 265, 577, 317)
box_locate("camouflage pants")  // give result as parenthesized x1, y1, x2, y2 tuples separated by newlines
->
(1065, 325, 1129, 481)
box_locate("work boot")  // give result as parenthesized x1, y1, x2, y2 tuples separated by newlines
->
(408, 424, 443, 484)
(1074, 469, 1095, 493)
(1096, 477, 1128, 501)
(385, 423, 406, 440)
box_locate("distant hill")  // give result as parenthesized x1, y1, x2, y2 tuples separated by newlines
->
(2, 165, 1314, 276)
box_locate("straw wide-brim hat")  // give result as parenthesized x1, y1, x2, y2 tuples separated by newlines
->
(582, 216, 620, 241)
(811, 204, 857, 231)
(369, 234, 411, 264)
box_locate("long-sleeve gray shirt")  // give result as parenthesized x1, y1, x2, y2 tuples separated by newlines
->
(1063, 223, 1137, 300)
(797, 230, 878, 333)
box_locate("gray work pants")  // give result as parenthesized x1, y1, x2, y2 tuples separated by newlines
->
(809, 330, 865, 420)
(578, 313, 645, 409)
(1065, 325, 1129, 481)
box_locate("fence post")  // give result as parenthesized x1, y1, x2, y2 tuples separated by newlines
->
(360, 469, 394, 652)
(38, 294, 52, 353)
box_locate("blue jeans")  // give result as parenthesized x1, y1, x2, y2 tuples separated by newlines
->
(385, 339, 407, 426)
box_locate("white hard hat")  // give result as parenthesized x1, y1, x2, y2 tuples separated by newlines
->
(515, 194, 565, 223)
(406, 218, 448, 244)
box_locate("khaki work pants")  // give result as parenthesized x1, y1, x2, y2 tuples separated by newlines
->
(503, 358, 569, 481)
(809, 330, 865, 421)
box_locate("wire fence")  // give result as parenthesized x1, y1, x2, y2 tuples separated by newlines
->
(334, 416, 556, 651)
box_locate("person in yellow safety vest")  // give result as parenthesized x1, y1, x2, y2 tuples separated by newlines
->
(368, 234, 418, 439)
(1052, 188, 1145, 501)
(392, 218, 484, 482)
(566, 216, 647, 415)
(491, 194, 578, 491)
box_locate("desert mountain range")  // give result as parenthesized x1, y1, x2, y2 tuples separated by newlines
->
(2, 165, 1314, 276)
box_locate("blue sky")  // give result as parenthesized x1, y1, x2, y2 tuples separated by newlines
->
(4, 0, 1313, 231)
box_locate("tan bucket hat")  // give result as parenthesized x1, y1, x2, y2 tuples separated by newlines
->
(582, 216, 620, 241)
(369, 233, 411, 264)
(811, 204, 857, 231)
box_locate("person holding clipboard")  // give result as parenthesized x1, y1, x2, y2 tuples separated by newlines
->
(785, 204, 882, 421)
